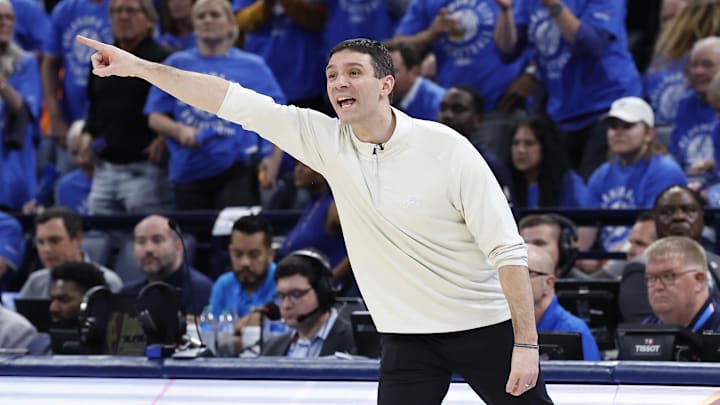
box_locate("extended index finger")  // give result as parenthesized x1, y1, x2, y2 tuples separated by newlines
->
(76, 35, 105, 51)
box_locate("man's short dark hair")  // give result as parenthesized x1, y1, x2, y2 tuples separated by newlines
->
(329, 38, 395, 79)
(518, 214, 561, 235)
(653, 184, 704, 210)
(36, 206, 83, 238)
(231, 215, 274, 248)
(50, 261, 106, 292)
(449, 85, 485, 115)
(383, 40, 421, 69)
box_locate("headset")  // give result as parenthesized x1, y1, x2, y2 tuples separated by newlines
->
(546, 214, 579, 278)
(136, 281, 186, 346)
(286, 248, 335, 314)
(77, 285, 113, 353)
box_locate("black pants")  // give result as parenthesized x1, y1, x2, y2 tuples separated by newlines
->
(173, 162, 260, 210)
(564, 119, 609, 182)
(378, 320, 553, 405)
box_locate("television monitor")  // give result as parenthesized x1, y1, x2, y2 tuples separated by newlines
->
(14, 298, 51, 333)
(538, 331, 584, 360)
(350, 310, 381, 359)
(555, 279, 620, 350)
(616, 324, 702, 361)
(701, 331, 720, 362)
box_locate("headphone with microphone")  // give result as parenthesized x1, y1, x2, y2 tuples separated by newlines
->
(546, 214, 579, 277)
(285, 248, 335, 321)
(77, 285, 113, 353)
(136, 281, 186, 346)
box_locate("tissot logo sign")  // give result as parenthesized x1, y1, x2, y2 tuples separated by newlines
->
(635, 338, 662, 354)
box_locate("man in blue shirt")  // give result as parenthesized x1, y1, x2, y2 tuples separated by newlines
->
(527, 244, 601, 360)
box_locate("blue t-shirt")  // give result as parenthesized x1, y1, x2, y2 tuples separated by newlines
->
(55, 169, 91, 214)
(513, 0, 641, 129)
(323, 0, 396, 55)
(11, 0, 51, 53)
(157, 32, 197, 52)
(395, 0, 528, 111)
(399, 77, 446, 121)
(0, 211, 24, 270)
(43, 0, 113, 122)
(233, 0, 326, 102)
(538, 296, 601, 360)
(643, 58, 687, 126)
(144, 47, 286, 183)
(670, 90, 717, 171)
(209, 263, 277, 318)
(277, 193, 348, 269)
(585, 154, 686, 250)
(526, 170, 587, 208)
(0, 52, 42, 211)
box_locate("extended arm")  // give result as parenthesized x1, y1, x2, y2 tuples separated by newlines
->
(498, 264, 539, 396)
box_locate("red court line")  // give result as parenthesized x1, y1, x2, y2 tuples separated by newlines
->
(152, 378, 175, 404)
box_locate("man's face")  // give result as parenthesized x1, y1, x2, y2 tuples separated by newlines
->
(49, 279, 85, 323)
(654, 188, 703, 240)
(0, 2, 15, 45)
(36, 218, 83, 270)
(276, 274, 319, 328)
(437, 88, 480, 137)
(520, 224, 561, 274)
(627, 220, 657, 261)
(690, 43, 720, 95)
(133, 217, 180, 280)
(228, 231, 274, 290)
(511, 125, 542, 174)
(326, 50, 393, 125)
(606, 119, 652, 161)
(646, 256, 705, 325)
(388, 50, 416, 102)
(109, 0, 153, 46)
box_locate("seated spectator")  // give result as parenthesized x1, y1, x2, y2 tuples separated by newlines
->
(643, 237, 720, 343)
(19, 207, 122, 298)
(157, 0, 195, 51)
(384, 40, 446, 121)
(604, 211, 658, 279)
(0, 210, 24, 286)
(0, 302, 37, 351)
(508, 116, 587, 209)
(518, 214, 586, 279)
(527, 245, 600, 360)
(670, 36, 720, 175)
(0, 0, 42, 211)
(581, 96, 686, 253)
(262, 249, 356, 357)
(121, 215, 212, 316)
(437, 85, 512, 196)
(55, 120, 93, 214)
(276, 162, 350, 294)
(210, 214, 277, 321)
(49, 262, 106, 329)
(145, 0, 286, 209)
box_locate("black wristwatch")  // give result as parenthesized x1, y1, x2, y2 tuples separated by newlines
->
(547, 2, 563, 17)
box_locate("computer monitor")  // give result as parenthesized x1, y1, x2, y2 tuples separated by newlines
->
(350, 310, 381, 359)
(555, 279, 620, 350)
(538, 331, 583, 360)
(616, 324, 702, 361)
(14, 298, 51, 333)
(701, 331, 720, 362)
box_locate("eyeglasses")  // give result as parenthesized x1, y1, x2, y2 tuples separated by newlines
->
(645, 269, 700, 287)
(109, 7, 143, 16)
(273, 288, 312, 303)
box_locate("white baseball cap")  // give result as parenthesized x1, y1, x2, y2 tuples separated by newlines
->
(605, 96, 654, 127)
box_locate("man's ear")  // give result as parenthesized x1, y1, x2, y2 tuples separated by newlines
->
(381, 75, 395, 97)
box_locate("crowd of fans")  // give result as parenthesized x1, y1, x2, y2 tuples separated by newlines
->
(0, 0, 719, 363)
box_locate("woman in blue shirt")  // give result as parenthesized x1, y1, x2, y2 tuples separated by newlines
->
(507, 116, 587, 209)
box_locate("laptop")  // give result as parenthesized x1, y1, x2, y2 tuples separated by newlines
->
(14, 298, 51, 333)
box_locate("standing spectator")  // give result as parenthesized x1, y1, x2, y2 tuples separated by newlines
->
(41, 0, 112, 148)
(582, 97, 686, 253)
(0, 0, 42, 211)
(495, 0, 642, 180)
(670, 37, 720, 175)
(157, 0, 195, 51)
(145, 0, 286, 210)
(0, 210, 24, 287)
(122, 214, 212, 316)
(385, 40, 445, 121)
(10, 0, 51, 54)
(395, 0, 529, 112)
(324, 0, 396, 55)
(55, 120, 93, 214)
(82, 0, 172, 214)
(507, 116, 587, 209)
(234, 0, 329, 112)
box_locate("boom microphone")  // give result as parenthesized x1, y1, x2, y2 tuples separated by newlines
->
(259, 302, 281, 321)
